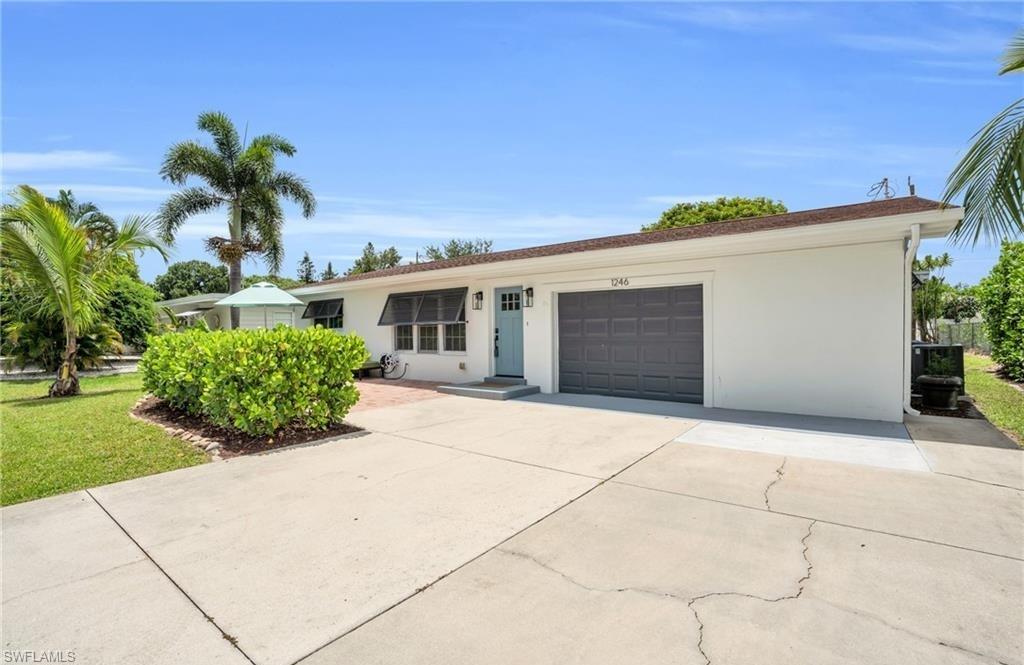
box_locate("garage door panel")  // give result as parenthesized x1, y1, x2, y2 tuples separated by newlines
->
(611, 374, 640, 393)
(558, 286, 703, 403)
(611, 318, 638, 336)
(640, 317, 670, 336)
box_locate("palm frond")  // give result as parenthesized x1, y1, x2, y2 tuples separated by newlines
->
(236, 142, 276, 184)
(159, 140, 232, 190)
(1000, 29, 1024, 75)
(197, 111, 242, 162)
(1, 185, 98, 332)
(943, 97, 1024, 245)
(268, 171, 317, 218)
(156, 187, 224, 242)
(243, 188, 285, 272)
(249, 133, 296, 157)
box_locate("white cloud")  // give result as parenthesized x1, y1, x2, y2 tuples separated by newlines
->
(908, 75, 1012, 87)
(28, 183, 173, 202)
(915, 58, 1001, 72)
(2, 150, 127, 171)
(653, 5, 812, 31)
(835, 29, 1005, 55)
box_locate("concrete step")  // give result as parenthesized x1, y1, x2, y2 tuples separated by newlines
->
(437, 382, 540, 401)
(482, 376, 527, 385)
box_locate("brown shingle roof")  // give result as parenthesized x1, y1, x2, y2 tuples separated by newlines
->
(307, 196, 949, 287)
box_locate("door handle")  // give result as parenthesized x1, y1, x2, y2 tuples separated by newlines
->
(494, 328, 499, 357)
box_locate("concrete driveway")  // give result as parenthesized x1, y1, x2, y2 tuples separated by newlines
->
(3, 394, 1022, 665)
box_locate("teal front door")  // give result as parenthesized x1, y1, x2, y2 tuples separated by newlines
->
(494, 286, 524, 377)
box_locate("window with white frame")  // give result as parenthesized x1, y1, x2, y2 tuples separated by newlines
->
(444, 323, 466, 352)
(418, 325, 439, 353)
(395, 324, 414, 351)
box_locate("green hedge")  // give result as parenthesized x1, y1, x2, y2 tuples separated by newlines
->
(979, 241, 1024, 382)
(140, 326, 369, 435)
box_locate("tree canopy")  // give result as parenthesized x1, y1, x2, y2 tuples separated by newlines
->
(242, 274, 302, 289)
(346, 243, 402, 275)
(320, 262, 338, 281)
(152, 260, 229, 300)
(423, 238, 493, 261)
(643, 196, 787, 232)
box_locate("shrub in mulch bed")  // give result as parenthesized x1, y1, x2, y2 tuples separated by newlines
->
(140, 326, 369, 436)
(134, 395, 362, 458)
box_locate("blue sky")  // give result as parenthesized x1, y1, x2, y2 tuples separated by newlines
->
(2, 2, 1021, 285)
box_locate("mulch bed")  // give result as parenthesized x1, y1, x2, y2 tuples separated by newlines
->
(910, 396, 984, 419)
(133, 396, 362, 458)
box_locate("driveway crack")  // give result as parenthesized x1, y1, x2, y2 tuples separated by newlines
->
(84, 490, 256, 664)
(763, 458, 787, 511)
(502, 521, 817, 665)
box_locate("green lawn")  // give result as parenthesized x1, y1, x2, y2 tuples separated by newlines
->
(1, 373, 207, 506)
(965, 353, 1024, 447)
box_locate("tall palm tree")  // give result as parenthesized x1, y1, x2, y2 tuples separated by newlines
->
(1, 185, 168, 396)
(943, 30, 1024, 245)
(157, 111, 316, 328)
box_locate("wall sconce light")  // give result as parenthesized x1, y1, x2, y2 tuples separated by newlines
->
(523, 287, 534, 308)
(472, 291, 484, 310)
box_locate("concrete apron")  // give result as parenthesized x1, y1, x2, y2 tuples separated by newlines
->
(521, 392, 929, 472)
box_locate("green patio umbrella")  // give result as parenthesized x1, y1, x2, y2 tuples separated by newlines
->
(215, 282, 304, 328)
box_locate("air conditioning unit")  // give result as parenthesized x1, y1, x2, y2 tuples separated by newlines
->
(911, 343, 965, 396)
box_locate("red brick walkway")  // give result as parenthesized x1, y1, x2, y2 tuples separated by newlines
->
(350, 378, 447, 412)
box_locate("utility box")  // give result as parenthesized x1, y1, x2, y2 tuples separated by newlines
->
(911, 343, 966, 396)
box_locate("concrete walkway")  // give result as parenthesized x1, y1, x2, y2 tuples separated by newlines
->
(3, 395, 1022, 665)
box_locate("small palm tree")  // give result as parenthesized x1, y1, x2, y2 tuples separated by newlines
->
(943, 30, 1024, 245)
(1, 185, 168, 396)
(157, 111, 316, 328)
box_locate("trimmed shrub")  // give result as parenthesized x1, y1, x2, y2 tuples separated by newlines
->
(140, 326, 369, 434)
(139, 328, 210, 413)
(979, 241, 1024, 382)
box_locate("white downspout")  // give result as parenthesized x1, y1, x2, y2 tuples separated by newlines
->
(903, 224, 921, 416)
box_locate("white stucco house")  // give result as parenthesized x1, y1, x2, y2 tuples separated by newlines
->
(163, 197, 961, 423)
(283, 197, 961, 422)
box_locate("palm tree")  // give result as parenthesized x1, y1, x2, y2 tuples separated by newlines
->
(943, 30, 1024, 245)
(157, 111, 316, 328)
(1, 185, 168, 396)
(49, 189, 118, 248)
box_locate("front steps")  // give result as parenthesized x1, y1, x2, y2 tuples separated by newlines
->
(437, 377, 540, 400)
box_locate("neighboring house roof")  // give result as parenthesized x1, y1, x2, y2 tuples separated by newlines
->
(302, 196, 952, 288)
(156, 292, 229, 308)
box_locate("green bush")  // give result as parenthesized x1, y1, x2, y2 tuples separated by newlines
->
(140, 326, 369, 435)
(101, 275, 158, 351)
(139, 328, 210, 413)
(979, 241, 1024, 382)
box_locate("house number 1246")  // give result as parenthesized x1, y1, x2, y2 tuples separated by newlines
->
(611, 277, 630, 287)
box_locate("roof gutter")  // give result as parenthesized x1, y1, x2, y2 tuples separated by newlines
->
(903, 223, 921, 416)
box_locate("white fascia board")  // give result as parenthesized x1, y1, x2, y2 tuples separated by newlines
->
(289, 207, 963, 298)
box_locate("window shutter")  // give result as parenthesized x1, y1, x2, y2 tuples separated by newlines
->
(378, 288, 467, 325)
(301, 299, 343, 319)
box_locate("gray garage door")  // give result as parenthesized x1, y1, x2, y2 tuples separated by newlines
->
(558, 285, 703, 403)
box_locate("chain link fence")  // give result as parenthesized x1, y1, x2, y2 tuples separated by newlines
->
(935, 320, 990, 354)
